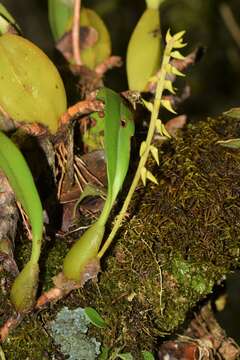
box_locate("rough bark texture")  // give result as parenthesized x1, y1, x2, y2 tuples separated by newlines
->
(0, 171, 19, 275)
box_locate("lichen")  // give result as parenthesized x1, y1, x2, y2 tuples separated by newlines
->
(50, 306, 101, 360)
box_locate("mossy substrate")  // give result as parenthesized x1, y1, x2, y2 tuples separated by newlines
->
(2, 114, 240, 359)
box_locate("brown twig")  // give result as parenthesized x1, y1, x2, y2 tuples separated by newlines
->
(0, 314, 23, 343)
(72, 0, 82, 65)
(95, 56, 123, 76)
(74, 156, 104, 187)
(60, 99, 104, 126)
(219, 3, 240, 49)
(158, 304, 240, 360)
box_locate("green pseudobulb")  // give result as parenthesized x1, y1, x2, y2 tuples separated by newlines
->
(126, 7, 161, 91)
(0, 34, 67, 133)
(10, 261, 39, 312)
(63, 222, 105, 282)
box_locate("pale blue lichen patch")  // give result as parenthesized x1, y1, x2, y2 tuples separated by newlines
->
(50, 306, 101, 360)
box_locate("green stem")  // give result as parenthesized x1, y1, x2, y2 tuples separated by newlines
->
(98, 38, 174, 259)
(97, 193, 114, 227)
(29, 205, 43, 265)
(145, 0, 164, 10)
(30, 234, 42, 264)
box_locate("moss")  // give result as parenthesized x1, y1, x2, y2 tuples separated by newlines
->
(79, 114, 240, 356)
(2, 114, 240, 358)
(2, 314, 55, 359)
(171, 254, 214, 295)
(41, 236, 69, 291)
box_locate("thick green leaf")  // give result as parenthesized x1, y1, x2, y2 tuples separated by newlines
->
(92, 88, 135, 209)
(142, 351, 155, 360)
(63, 88, 134, 282)
(0, 131, 43, 311)
(126, 7, 161, 91)
(84, 307, 107, 328)
(48, 0, 73, 41)
(0, 131, 43, 250)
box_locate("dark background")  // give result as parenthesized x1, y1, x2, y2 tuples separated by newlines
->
(2, 0, 240, 119)
(1, 0, 240, 343)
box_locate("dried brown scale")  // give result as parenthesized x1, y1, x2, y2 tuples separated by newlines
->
(56, 27, 99, 63)
(158, 304, 240, 360)
(94, 56, 122, 75)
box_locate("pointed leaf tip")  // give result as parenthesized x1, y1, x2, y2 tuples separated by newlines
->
(146, 170, 158, 185)
(161, 99, 177, 114)
(140, 166, 147, 186)
(171, 66, 185, 77)
(164, 80, 176, 94)
(166, 64, 185, 77)
(84, 307, 107, 328)
(173, 30, 186, 41)
(165, 29, 172, 43)
(155, 119, 171, 138)
(150, 145, 159, 165)
(142, 99, 154, 112)
(170, 50, 185, 60)
(173, 40, 187, 49)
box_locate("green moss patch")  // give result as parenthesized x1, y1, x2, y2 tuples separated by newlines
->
(2, 114, 240, 358)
